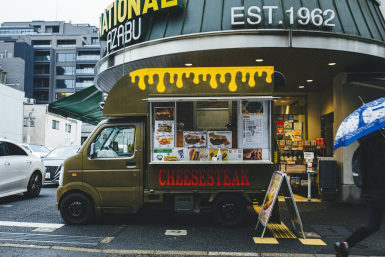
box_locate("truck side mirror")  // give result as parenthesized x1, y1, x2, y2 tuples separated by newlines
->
(89, 143, 96, 159)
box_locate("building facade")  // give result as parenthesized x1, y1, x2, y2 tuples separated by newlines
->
(0, 67, 25, 143)
(0, 21, 104, 104)
(93, 0, 385, 202)
(23, 104, 82, 148)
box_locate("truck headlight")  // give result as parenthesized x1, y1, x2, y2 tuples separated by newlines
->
(59, 166, 64, 186)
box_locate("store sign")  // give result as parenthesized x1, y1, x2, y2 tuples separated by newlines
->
(129, 66, 274, 93)
(158, 169, 250, 187)
(100, 0, 184, 53)
(231, 5, 336, 27)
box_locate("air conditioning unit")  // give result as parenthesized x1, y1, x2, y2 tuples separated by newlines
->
(29, 99, 36, 104)
(24, 97, 29, 103)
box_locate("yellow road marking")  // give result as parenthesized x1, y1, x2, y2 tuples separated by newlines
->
(299, 239, 327, 246)
(253, 237, 279, 244)
(267, 222, 297, 239)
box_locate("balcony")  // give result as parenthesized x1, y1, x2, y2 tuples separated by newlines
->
(34, 56, 50, 61)
(76, 82, 93, 88)
(76, 68, 94, 75)
(34, 69, 50, 75)
(77, 55, 99, 61)
(33, 45, 51, 48)
(57, 44, 76, 48)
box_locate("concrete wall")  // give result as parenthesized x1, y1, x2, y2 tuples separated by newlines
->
(307, 93, 321, 140)
(44, 114, 82, 148)
(0, 83, 25, 143)
(23, 104, 46, 144)
(333, 72, 385, 201)
(320, 86, 334, 116)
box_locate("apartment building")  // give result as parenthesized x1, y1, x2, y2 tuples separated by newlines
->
(0, 21, 104, 104)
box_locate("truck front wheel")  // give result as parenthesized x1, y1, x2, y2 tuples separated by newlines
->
(60, 193, 94, 225)
(212, 195, 247, 227)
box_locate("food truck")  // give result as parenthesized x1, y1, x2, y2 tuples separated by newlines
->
(57, 66, 277, 226)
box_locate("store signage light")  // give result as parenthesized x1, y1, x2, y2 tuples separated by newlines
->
(100, 0, 184, 53)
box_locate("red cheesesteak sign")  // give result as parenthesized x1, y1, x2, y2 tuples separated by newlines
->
(158, 169, 250, 187)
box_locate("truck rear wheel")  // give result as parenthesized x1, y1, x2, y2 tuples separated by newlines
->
(212, 195, 247, 227)
(60, 193, 94, 225)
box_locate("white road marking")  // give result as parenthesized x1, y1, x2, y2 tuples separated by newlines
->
(0, 205, 12, 208)
(0, 221, 63, 229)
(165, 230, 187, 236)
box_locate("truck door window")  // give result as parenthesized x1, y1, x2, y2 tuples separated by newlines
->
(90, 126, 136, 158)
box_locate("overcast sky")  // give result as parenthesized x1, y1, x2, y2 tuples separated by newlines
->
(1, 0, 108, 27)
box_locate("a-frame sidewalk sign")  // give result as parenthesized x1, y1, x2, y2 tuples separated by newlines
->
(255, 171, 305, 239)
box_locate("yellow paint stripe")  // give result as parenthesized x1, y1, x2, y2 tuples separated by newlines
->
(253, 203, 296, 239)
(299, 239, 327, 246)
(253, 237, 279, 244)
(100, 237, 114, 243)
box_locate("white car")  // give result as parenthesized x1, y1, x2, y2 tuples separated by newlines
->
(20, 144, 50, 158)
(0, 138, 46, 198)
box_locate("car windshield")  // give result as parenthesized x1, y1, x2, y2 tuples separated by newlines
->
(30, 145, 50, 153)
(45, 147, 79, 159)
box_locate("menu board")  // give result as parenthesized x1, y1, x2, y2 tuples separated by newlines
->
(241, 101, 264, 144)
(154, 107, 174, 148)
(188, 148, 209, 161)
(258, 172, 283, 227)
(155, 107, 174, 120)
(209, 149, 229, 161)
(183, 131, 207, 148)
(153, 149, 173, 162)
(243, 149, 262, 160)
(241, 101, 264, 115)
(207, 131, 232, 148)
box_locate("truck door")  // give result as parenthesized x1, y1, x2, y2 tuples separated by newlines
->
(83, 122, 143, 208)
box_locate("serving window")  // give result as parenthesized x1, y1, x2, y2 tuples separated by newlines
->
(148, 97, 273, 163)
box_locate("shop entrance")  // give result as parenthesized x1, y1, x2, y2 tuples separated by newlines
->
(274, 96, 322, 195)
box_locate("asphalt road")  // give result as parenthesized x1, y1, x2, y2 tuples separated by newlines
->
(0, 186, 384, 257)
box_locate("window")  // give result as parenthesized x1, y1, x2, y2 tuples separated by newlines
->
(52, 120, 59, 130)
(57, 53, 75, 62)
(56, 66, 75, 75)
(34, 64, 50, 74)
(33, 78, 49, 88)
(65, 124, 71, 133)
(56, 80, 74, 88)
(90, 126, 136, 158)
(55, 93, 73, 101)
(91, 37, 99, 44)
(0, 142, 8, 156)
(33, 91, 49, 102)
(5, 142, 28, 156)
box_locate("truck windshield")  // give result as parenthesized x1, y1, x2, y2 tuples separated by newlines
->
(92, 126, 136, 158)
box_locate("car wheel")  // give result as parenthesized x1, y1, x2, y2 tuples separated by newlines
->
(60, 193, 94, 225)
(212, 195, 247, 227)
(24, 172, 42, 197)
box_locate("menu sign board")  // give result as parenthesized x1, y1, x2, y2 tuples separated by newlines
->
(258, 172, 283, 227)
(183, 131, 207, 148)
(154, 107, 174, 149)
(207, 131, 232, 148)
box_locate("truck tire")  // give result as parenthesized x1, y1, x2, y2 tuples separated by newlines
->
(212, 195, 247, 227)
(60, 193, 94, 225)
(24, 172, 42, 197)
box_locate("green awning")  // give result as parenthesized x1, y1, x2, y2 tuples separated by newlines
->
(48, 86, 104, 125)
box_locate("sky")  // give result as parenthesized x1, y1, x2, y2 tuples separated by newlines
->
(1, 0, 109, 27)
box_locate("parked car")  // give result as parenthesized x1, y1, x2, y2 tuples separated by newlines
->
(0, 138, 46, 198)
(20, 144, 50, 158)
(42, 146, 80, 184)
